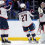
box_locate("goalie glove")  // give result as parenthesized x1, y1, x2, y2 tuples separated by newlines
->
(9, 2, 12, 5)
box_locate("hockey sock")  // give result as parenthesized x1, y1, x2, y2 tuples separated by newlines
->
(31, 29, 36, 39)
(31, 33, 36, 39)
(4, 30, 9, 40)
(4, 34, 8, 40)
(25, 31, 30, 40)
(1, 30, 5, 40)
(27, 34, 30, 40)
(1, 34, 5, 40)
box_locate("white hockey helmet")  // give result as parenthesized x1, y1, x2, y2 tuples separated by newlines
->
(0, 1, 5, 6)
(20, 3, 26, 9)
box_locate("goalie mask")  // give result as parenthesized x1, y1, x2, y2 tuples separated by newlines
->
(41, 2, 45, 8)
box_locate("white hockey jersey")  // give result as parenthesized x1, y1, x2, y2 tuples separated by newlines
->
(38, 7, 45, 22)
(0, 7, 8, 19)
(18, 11, 33, 27)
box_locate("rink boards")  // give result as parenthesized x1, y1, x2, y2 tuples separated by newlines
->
(0, 20, 41, 41)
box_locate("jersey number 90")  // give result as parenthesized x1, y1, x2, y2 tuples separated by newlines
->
(21, 14, 27, 22)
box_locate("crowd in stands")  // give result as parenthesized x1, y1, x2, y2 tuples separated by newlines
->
(3, 0, 39, 20)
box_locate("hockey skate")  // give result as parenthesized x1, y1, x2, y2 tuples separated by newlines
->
(2, 38, 5, 43)
(29, 37, 32, 43)
(2, 39, 11, 44)
(4, 39, 11, 43)
(29, 37, 38, 44)
(32, 39, 38, 44)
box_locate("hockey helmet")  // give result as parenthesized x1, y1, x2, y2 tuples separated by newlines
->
(0, 1, 5, 6)
(20, 3, 26, 9)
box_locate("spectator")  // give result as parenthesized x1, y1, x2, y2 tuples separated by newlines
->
(25, 0, 32, 5)
(25, 0, 30, 11)
(17, 0, 21, 7)
(6, 0, 12, 19)
(5, 0, 11, 6)
(21, 0, 23, 3)
(13, 0, 20, 19)
(10, 0, 14, 19)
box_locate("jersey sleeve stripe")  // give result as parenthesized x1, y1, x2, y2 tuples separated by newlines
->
(0, 16, 8, 19)
(4, 28, 9, 30)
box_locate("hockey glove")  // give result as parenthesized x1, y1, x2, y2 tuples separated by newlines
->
(9, 2, 12, 5)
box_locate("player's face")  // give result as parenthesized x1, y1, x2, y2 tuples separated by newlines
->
(41, 4, 44, 8)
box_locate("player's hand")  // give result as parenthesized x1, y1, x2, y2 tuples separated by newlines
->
(9, 2, 12, 5)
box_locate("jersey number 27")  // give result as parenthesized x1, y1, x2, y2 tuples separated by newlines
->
(21, 14, 27, 22)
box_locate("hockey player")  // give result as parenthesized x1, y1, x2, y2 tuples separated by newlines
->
(18, 3, 38, 43)
(38, 2, 45, 43)
(0, 1, 12, 43)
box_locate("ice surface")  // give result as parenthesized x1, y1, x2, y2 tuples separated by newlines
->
(0, 41, 45, 45)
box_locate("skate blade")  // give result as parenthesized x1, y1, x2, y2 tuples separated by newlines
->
(4, 43, 11, 45)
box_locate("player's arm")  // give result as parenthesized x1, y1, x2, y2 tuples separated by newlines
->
(29, 11, 34, 17)
(5, 2, 12, 11)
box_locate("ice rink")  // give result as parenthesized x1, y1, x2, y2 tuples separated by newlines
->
(0, 41, 45, 45)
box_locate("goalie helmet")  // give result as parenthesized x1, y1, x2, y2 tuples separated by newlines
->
(20, 3, 26, 9)
(41, 2, 44, 8)
(41, 2, 44, 5)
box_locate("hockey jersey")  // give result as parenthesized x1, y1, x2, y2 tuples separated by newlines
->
(0, 5, 11, 19)
(38, 7, 45, 22)
(0, 7, 8, 19)
(18, 10, 33, 27)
